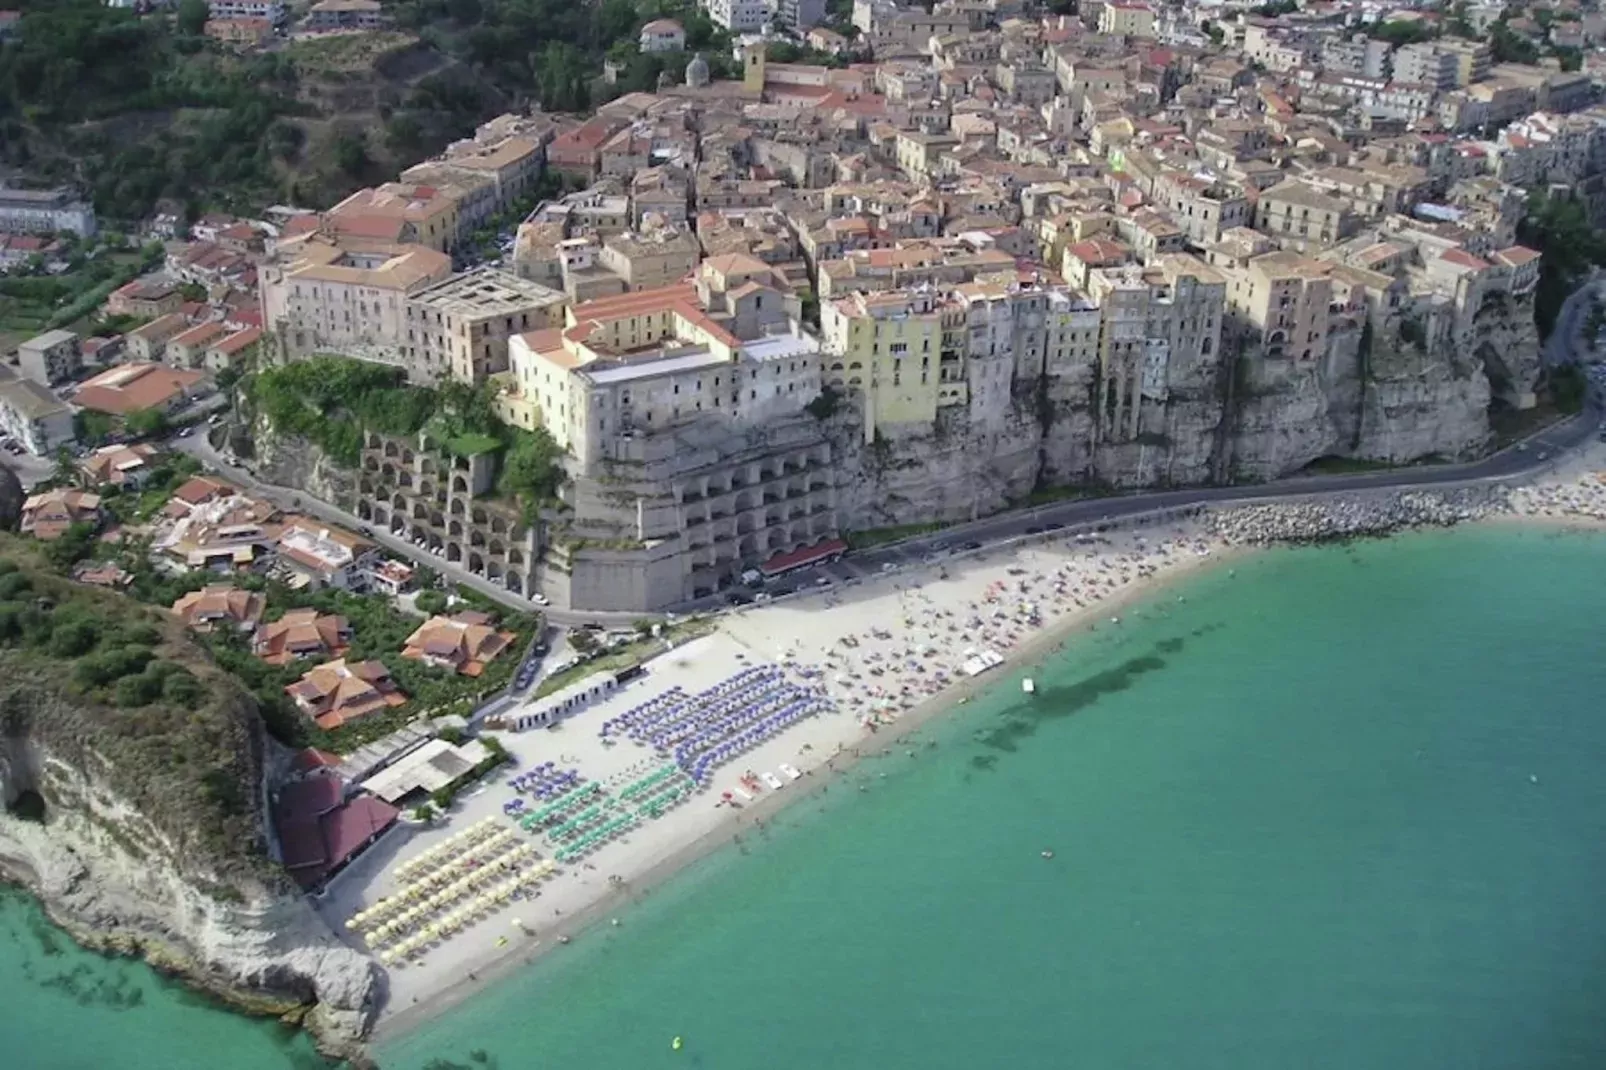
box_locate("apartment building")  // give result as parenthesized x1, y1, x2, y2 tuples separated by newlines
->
(0, 368, 74, 456)
(1255, 181, 1360, 252)
(1086, 256, 1225, 444)
(206, 0, 284, 21)
(17, 329, 81, 386)
(821, 289, 944, 441)
(495, 280, 831, 608)
(595, 226, 702, 292)
(304, 0, 384, 30)
(1097, 1, 1155, 38)
(704, 0, 769, 33)
(774, 0, 824, 30)
(1150, 173, 1251, 247)
(261, 239, 454, 365)
(1320, 34, 1391, 80)
(638, 17, 685, 51)
(399, 122, 548, 230)
(125, 313, 191, 364)
(0, 185, 96, 238)
(324, 184, 461, 253)
(401, 267, 568, 385)
(1222, 251, 1335, 362)
(1394, 42, 1459, 91)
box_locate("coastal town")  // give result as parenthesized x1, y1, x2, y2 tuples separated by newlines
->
(6, 0, 1606, 1059)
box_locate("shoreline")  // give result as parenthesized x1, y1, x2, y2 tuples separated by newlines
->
(370, 536, 1237, 1044)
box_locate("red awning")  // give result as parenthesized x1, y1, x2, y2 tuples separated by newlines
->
(761, 538, 848, 577)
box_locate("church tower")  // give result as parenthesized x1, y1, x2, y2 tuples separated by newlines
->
(741, 40, 767, 94)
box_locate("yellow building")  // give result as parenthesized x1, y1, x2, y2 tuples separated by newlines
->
(820, 290, 944, 443)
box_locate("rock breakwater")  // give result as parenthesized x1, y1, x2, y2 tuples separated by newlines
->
(1204, 488, 1502, 545)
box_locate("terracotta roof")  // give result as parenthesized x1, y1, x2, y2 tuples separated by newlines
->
(75, 363, 208, 416)
(172, 584, 266, 631)
(21, 489, 101, 541)
(401, 611, 513, 677)
(286, 658, 407, 730)
(1493, 245, 1540, 267)
(254, 608, 352, 666)
(1439, 247, 1490, 271)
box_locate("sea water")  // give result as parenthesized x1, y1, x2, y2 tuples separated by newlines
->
(0, 888, 332, 1069)
(7, 526, 1606, 1070)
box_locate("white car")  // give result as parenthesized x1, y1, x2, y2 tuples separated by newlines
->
(532, 593, 549, 606)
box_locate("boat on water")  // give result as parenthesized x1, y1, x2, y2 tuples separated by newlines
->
(1022, 678, 1036, 694)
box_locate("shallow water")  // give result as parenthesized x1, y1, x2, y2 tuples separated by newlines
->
(8, 526, 1606, 1070)
(0, 887, 333, 1069)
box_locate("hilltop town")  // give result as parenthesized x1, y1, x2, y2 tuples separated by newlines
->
(8, 2, 1606, 1055)
(0, 0, 1602, 623)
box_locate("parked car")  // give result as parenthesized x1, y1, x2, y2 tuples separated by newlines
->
(1024, 526, 1043, 535)
(960, 540, 983, 551)
(531, 593, 549, 606)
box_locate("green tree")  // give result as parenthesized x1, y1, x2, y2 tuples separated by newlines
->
(43, 522, 97, 573)
(125, 408, 169, 438)
(176, 0, 209, 37)
(334, 133, 369, 179)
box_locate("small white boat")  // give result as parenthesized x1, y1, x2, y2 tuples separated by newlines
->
(1022, 678, 1036, 694)
(779, 763, 802, 780)
(731, 785, 754, 801)
(762, 771, 785, 790)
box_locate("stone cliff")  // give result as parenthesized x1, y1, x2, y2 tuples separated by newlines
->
(245, 417, 360, 513)
(836, 305, 1537, 528)
(0, 551, 376, 1062)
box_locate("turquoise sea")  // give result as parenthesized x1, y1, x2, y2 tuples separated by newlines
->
(8, 525, 1606, 1070)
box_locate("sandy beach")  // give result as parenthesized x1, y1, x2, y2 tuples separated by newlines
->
(330, 519, 1228, 1040)
(330, 441, 1606, 1043)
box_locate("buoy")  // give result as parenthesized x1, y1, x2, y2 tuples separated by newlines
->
(1530, 774, 1540, 784)
(672, 1036, 683, 1051)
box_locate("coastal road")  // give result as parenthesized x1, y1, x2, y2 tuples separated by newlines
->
(714, 404, 1602, 608)
(1544, 272, 1600, 369)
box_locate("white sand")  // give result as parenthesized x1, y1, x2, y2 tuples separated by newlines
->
(340, 445, 1606, 1040)
(335, 521, 1227, 1038)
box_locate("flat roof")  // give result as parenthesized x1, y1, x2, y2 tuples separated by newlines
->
(359, 737, 489, 803)
(410, 266, 566, 315)
(584, 348, 727, 384)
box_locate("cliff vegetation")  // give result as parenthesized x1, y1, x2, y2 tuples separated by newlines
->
(248, 356, 566, 516)
(0, 536, 268, 879)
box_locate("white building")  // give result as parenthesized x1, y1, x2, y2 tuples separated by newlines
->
(0, 186, 97, 238)
(638, 18, 686, 52)
(207, 0, 285, 21)
(704, 0, 770, 34)
(0, 370, 75, 456)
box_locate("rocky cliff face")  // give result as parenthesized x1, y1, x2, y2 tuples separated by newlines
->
(0, 570, 378, 1064)
(0, 747, 376, 1062)
(841, 310, 1532, 528)
(248, 418, 358, 511)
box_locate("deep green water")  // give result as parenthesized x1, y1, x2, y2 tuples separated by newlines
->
(8, 526, 1606, 1070)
